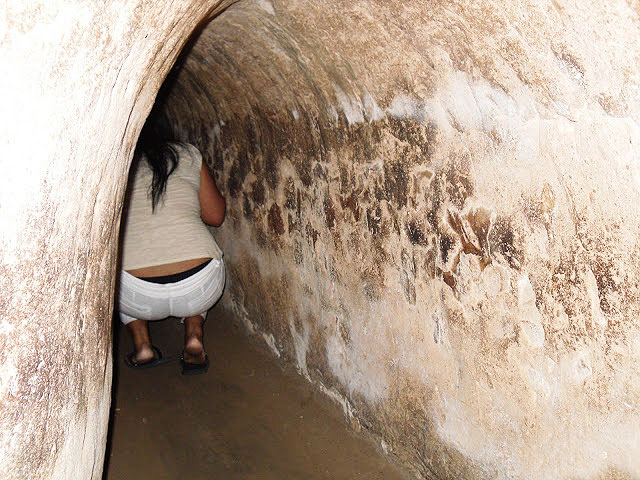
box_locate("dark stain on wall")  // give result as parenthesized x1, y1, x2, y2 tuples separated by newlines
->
(386, 117, 434, 164)
(442, 270, 456, 289)
(426, 200, 441, 232)
(592, 258, 617, 315)
(406, 220, 428, 246)
(250, 179, 266, 205)
(339, 190, 361, 222)
(227, 152, 250, 198)
(423, 243, 438, 279)
(292, 313, 304, 333)
(339, 162, 354, 191)
(488, 216, 522, 269)
(254, 223, 268, 249)
(229, 110, 319, 191)
(268, 203, 285, 236)
(440, 235, 454, 264)
(324, 196, 336, 229)
(242, 193, 253, 218)
(384, 160, 409, 207)
(284, 178, 298, 211)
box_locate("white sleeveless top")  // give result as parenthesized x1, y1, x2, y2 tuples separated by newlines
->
(120, 143, 222, 270)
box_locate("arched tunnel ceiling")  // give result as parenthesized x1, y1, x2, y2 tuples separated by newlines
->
(159, 0, 640, 478)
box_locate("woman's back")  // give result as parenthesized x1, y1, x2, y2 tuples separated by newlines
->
(120, 142, 222, 273)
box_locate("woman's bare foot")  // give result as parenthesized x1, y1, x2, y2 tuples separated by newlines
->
(126, 319, 155, 364)
(130, 342, 155, 364)
(183, 315, 206, 364)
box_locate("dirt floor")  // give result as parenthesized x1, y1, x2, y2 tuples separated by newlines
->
(103, 306, 410, 480)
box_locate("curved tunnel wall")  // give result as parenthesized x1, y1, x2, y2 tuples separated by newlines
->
(0, 1, 234, 478)
(156, 1, 640, 478)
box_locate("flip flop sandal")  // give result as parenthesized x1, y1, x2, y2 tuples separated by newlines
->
(180, 354, 210, 376)
(124, 345, 172, 370)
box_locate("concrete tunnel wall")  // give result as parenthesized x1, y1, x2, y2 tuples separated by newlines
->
(155, 1, 640, 479)
(2, 0, 640, 479)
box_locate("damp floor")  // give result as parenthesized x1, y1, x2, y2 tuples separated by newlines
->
(103, 305, 410, 480)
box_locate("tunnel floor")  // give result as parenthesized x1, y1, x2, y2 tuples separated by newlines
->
(103, 305, 409, 480)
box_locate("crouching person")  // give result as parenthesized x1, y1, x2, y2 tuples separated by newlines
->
(117, 124, 225, 375)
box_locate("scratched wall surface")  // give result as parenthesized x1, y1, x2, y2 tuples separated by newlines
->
(0, 1, 236, 479)
(159, 0, 640, 478)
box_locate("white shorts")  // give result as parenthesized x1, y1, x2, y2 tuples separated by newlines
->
(117, 258, 225, 325)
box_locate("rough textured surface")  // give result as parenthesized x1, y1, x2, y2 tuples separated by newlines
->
(154, 1, 640, 478)
(0, 1, 233, 478)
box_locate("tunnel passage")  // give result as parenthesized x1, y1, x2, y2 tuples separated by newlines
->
(143, 1, 640, 479)
(2, 0, 640, 479)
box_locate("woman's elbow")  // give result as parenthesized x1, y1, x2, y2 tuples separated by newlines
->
(208, 212, 225, 227)
(202, 199, 225, 226)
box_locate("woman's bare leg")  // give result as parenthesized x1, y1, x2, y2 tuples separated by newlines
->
(183, 315, 206, 364)
(126, 319, 155, 363)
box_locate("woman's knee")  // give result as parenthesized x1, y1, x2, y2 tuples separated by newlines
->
(119, 311, 138, 325)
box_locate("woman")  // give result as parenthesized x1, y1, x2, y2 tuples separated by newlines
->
(118, 124, 226, 375)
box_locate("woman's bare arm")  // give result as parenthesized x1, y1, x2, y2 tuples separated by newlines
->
(199, 163, 225, 226)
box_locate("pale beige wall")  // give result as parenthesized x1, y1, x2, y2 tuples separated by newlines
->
(158, 1, 640, 478)
(0, 2, 232, 478)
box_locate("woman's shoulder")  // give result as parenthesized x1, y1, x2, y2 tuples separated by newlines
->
(171, 141, 201, 158)
(170, 142, 202, 184)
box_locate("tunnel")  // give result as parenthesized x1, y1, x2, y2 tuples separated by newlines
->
(3, 0, 640, 479)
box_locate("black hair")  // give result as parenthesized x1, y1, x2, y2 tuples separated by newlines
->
(134, 120, 179, 211)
